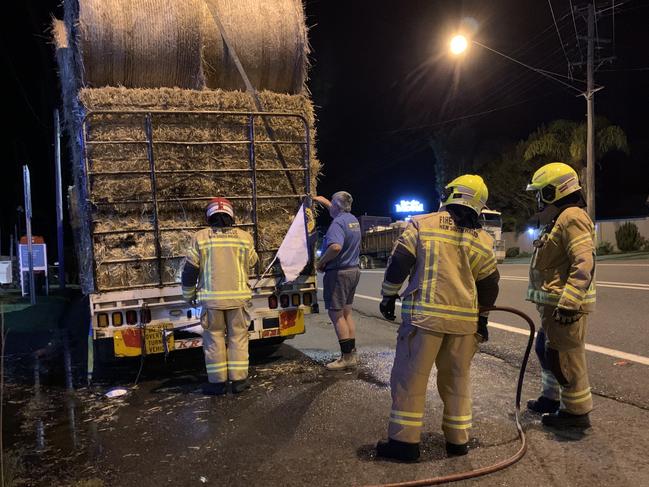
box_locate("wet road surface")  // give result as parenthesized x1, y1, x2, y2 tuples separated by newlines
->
(4, 304, 649, 486)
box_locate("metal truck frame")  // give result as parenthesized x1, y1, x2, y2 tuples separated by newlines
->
(80, 109, 317, 369)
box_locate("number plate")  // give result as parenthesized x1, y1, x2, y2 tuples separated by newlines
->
(144, 322, 174, 354)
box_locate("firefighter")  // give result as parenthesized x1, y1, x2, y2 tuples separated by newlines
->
(376, 175, 500, 461)
(524, 162, 595, 429)
(182, 197, 258, 396)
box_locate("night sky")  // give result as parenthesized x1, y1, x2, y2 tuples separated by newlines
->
(3, 0, 649, 256)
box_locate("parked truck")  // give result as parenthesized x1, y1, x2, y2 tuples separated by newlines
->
(53, 0, 318, 372)
(480, 210, 506, 263)
(359, 209, 506, 269)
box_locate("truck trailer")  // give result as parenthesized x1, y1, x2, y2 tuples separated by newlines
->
(53, 0, 318, 371)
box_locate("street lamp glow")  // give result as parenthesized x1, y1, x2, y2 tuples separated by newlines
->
(449, 35, 468, 55)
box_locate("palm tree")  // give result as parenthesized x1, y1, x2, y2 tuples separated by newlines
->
(522, 116, 629, 196)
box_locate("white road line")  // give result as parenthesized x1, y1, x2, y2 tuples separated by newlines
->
(498, 275, 649, 291)
(362, 271, 649, 290)
(353, 293, 649, 366)
(502, 263, 649, 267)
(597, 263, 649, 267)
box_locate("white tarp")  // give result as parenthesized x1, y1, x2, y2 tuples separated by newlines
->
(276, 202, 310, 283)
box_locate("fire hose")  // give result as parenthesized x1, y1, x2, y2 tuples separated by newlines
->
(366, 305, 536, 487)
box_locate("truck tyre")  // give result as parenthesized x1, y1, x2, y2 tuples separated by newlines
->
(359, 255, 369, 270)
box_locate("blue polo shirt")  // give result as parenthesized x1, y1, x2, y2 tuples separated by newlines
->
(322, 212, 361, 270)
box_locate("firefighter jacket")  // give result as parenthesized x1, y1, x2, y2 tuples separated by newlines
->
(381, 211, 498, 335)
(182, 227, 259, 309)
(527, 206, 596, 312)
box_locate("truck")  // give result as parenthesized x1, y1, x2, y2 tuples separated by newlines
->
(479, 210, 506, 263)
(359, 209, 506, 269)
(359, 222, 407, 269)
(52, 0, 318, 374)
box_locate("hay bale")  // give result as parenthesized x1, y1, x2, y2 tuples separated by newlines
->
(68, 0, 308, 93)
(201, 0, 309, 94)
(75, 0, 205, 89)
(78, 87, 319, 290)
(52, 19, 69, 49)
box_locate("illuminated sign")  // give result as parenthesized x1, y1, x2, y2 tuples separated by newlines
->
(395, 199, 424, 213)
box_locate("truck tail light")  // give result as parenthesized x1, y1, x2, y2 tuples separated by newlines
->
(112, 312, 123, 327)
(97, 313, 109, 328)
(140, 307, 151, 324)
(303, 293, 312, 306)
(280, 294, 289, 308)
(291, 294, 300, 306)
(268, 295, 278, 309)
(126, 310, 138, 325)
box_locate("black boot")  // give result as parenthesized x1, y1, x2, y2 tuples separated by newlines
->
(527, 396, 560, 414)
(231, 379, 250, 394)
(376, 439, 420, 462)
(202, 382, 227, 396)
(542, 410, 591, 429)
(445, 442, 469, 456)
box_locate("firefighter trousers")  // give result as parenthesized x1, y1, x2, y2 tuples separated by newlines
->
(388, 322, 478, 445)
(200, 307, 250, 383)
(537, 305, 592, 415)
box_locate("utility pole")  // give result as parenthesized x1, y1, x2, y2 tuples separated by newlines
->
(54, 109, 66, 290)
(585, 3, 596, 221)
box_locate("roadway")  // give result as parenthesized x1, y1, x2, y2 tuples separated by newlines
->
(353, 259, 649, 409)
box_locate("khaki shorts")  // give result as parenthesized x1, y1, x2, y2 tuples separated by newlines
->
(323, 267, 361, 310)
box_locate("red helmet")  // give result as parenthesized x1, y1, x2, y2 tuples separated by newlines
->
(206, 197, 234, 219)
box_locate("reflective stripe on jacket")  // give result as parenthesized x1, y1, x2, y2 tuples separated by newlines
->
(527, 206, 596, 312)
(384, 211, 497, 334)
(183, 227, 259, 309)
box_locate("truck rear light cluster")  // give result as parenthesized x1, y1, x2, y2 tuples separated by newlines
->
(112, 312, 123, 327)
(269, 292, 315, 309)
(97, 313, 109, 327)
(140, 307, 152, 324)
(126, 310, 138, 325)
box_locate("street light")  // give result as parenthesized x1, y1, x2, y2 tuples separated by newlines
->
(449, 35, 468, 55)
(447, 31, 598, 220)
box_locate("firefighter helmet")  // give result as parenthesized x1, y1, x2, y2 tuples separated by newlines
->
(206, 197, 234, 219)
(526, 162, 581, 205)
(440, 174, 489, 215)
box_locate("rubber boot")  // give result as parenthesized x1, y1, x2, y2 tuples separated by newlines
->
(231, 379, 250, 394)
(445, 442, 469, 456)
(542, 410, 591, 429)
(376, 439, 420, 462)
(202, 382, 227, 396)
(527, 396, 560, 414)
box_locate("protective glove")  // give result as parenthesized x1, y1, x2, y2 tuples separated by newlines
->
(380, 295, 398, 321)
(553, 307, 583, 325)
(476, 315, 489, 343)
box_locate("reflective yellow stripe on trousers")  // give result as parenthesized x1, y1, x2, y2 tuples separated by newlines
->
(390, 410, 424, 427)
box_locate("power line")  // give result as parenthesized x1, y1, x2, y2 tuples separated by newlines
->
(547, 0, 572, 78)
(387, 90, 564, 134)
(473, 41, 585, 94)
(569, 0, 584, 61)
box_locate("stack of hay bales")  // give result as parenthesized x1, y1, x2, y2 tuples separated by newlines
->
(54, 0, 317, 293)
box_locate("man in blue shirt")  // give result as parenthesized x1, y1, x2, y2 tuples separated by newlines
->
(314, 191, 362, 370)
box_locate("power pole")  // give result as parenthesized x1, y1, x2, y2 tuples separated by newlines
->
(54, 109, 66, 290)
(586, 3, 595, 220)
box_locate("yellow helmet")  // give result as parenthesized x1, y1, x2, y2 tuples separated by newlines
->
(440, 174, 488, 215)
(526, 162, 581, 204)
